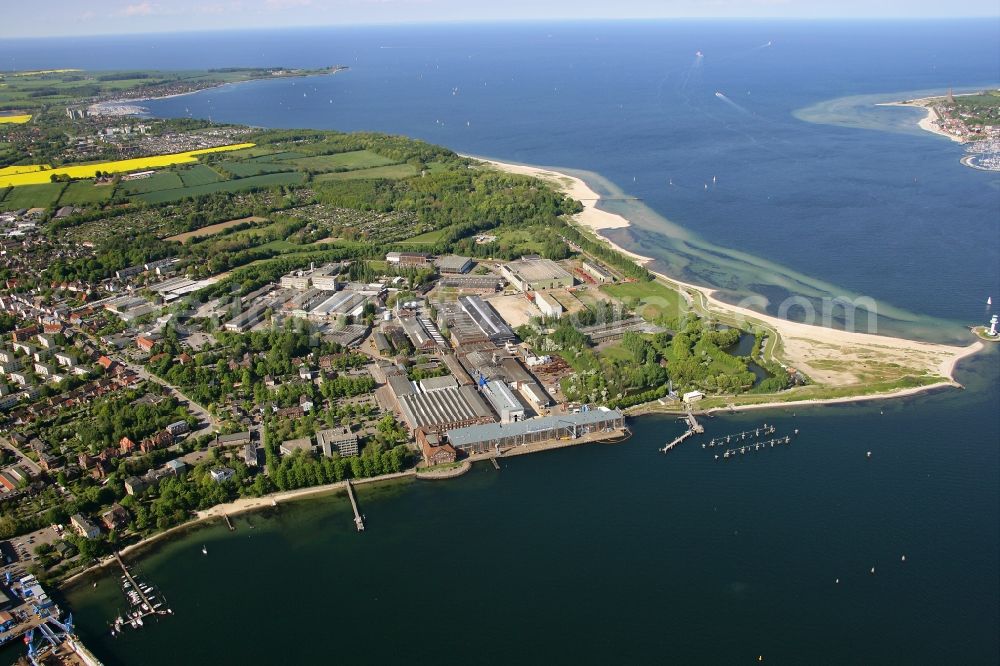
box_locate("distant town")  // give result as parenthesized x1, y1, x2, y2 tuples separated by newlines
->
(903, 88, 1000, 170)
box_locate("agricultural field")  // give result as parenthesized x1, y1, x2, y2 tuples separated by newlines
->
(250, 151, 306, 161)
(178, 164, 224, 187)
(289, 150, 395, 172)
(314, 163, 418, 182)
(0, 143, 254, 187)
(0, 164, 50, 176)
(217, 160, 290, 178)
(135, 171, 305, 205)
(57, 180, 114, 206)
(0, 114, 31, 124)
(0, 182, 65, 209)
(119, 171, 184, 195)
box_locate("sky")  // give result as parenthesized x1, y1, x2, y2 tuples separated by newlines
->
(2, 0, 998, 38)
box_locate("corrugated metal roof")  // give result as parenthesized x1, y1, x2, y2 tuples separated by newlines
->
(446, 409, 623, 448)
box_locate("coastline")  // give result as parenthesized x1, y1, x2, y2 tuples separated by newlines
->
(876, 98, 966, 144)
(61, 470, 415, 590)
(474, 156, 981, 395)
(90, 67, 348, 114)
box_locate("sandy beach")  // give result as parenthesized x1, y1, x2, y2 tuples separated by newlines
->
(877, 98, 966, 143)
(477, 157, 982, 393)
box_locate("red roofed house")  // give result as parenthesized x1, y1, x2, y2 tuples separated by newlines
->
(136, 336, 156, 353)
(119, 436, 136, 455)
(11, 325, 39, 342)
(417, 429, 458, 466)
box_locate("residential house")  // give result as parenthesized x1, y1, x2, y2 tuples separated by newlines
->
(124, 476, 146, 496)
(209, 467, 235, 483)
(100, 504, 130, 531)
(70, 514, 101, 539)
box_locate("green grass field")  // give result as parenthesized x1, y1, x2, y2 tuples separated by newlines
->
(119, 171, 184, 195)
(601, 280, 686, 320)
(58, 180, 113, 206)
(258, 151, 306, 162)
(219, 161, 290, 178)
(135, 171, 306, 204)
(313, 163, 418, 182)
(289, 150, 396, 172)
(178, 164, 223, 187)
(0, 182, 65, 209)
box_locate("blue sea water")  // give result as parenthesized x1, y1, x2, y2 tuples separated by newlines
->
(1, 21, 998, 665)
(6, 20, 996, 338)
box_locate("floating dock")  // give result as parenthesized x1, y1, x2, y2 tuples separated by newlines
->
(114, 552, 171, 633)
(223, 513, 234, 531)
(346, 480, 365, 531)
(490, 457, 500, 471)
(714, 434, 794, 460)
(703, 423, 776, 449)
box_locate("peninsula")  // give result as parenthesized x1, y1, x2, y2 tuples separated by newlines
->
(882, 88, 1000, 170)
(0, 67, 986, 617)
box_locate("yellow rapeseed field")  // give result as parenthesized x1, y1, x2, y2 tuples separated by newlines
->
(0, 165, 51, 176)
(0, 143, 255, 187)
(0, 115, 32, 124)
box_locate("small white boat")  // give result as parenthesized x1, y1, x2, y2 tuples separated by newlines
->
(201, 545, 208, 555)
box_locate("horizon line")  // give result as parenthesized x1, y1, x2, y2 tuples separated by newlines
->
(3, 15, 999, 41)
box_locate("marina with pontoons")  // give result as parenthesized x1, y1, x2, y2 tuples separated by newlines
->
(111, 553, 172, 636)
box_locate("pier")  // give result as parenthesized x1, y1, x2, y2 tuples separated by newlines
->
(490, 457, 501, 471)
(660, 413, 704, 453)
(685, 412, 704, 434)
(346, 480, 365, 531)
(114, 552, 171, 631)
(223, 513, 234, 531)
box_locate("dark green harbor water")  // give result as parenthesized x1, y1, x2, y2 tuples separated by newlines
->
(55, 349, 998, 665)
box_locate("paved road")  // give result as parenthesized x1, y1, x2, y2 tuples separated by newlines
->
(71, 325, 219, 438)
(122, 359, 219, 438)
(0, 437, 43, 476)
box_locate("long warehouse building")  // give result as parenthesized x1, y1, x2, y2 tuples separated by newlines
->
(445, 408, 625, 455)
(458, 295, 516, 344)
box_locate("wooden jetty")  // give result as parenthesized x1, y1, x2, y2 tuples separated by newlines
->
(660, 412, 704, 453)
(685, 412, 704, 434)
(115, 553, 171, 624)
(223, 513, 234, 531)
(490, 457, 501, 471)
(346, 480, 365, 532)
